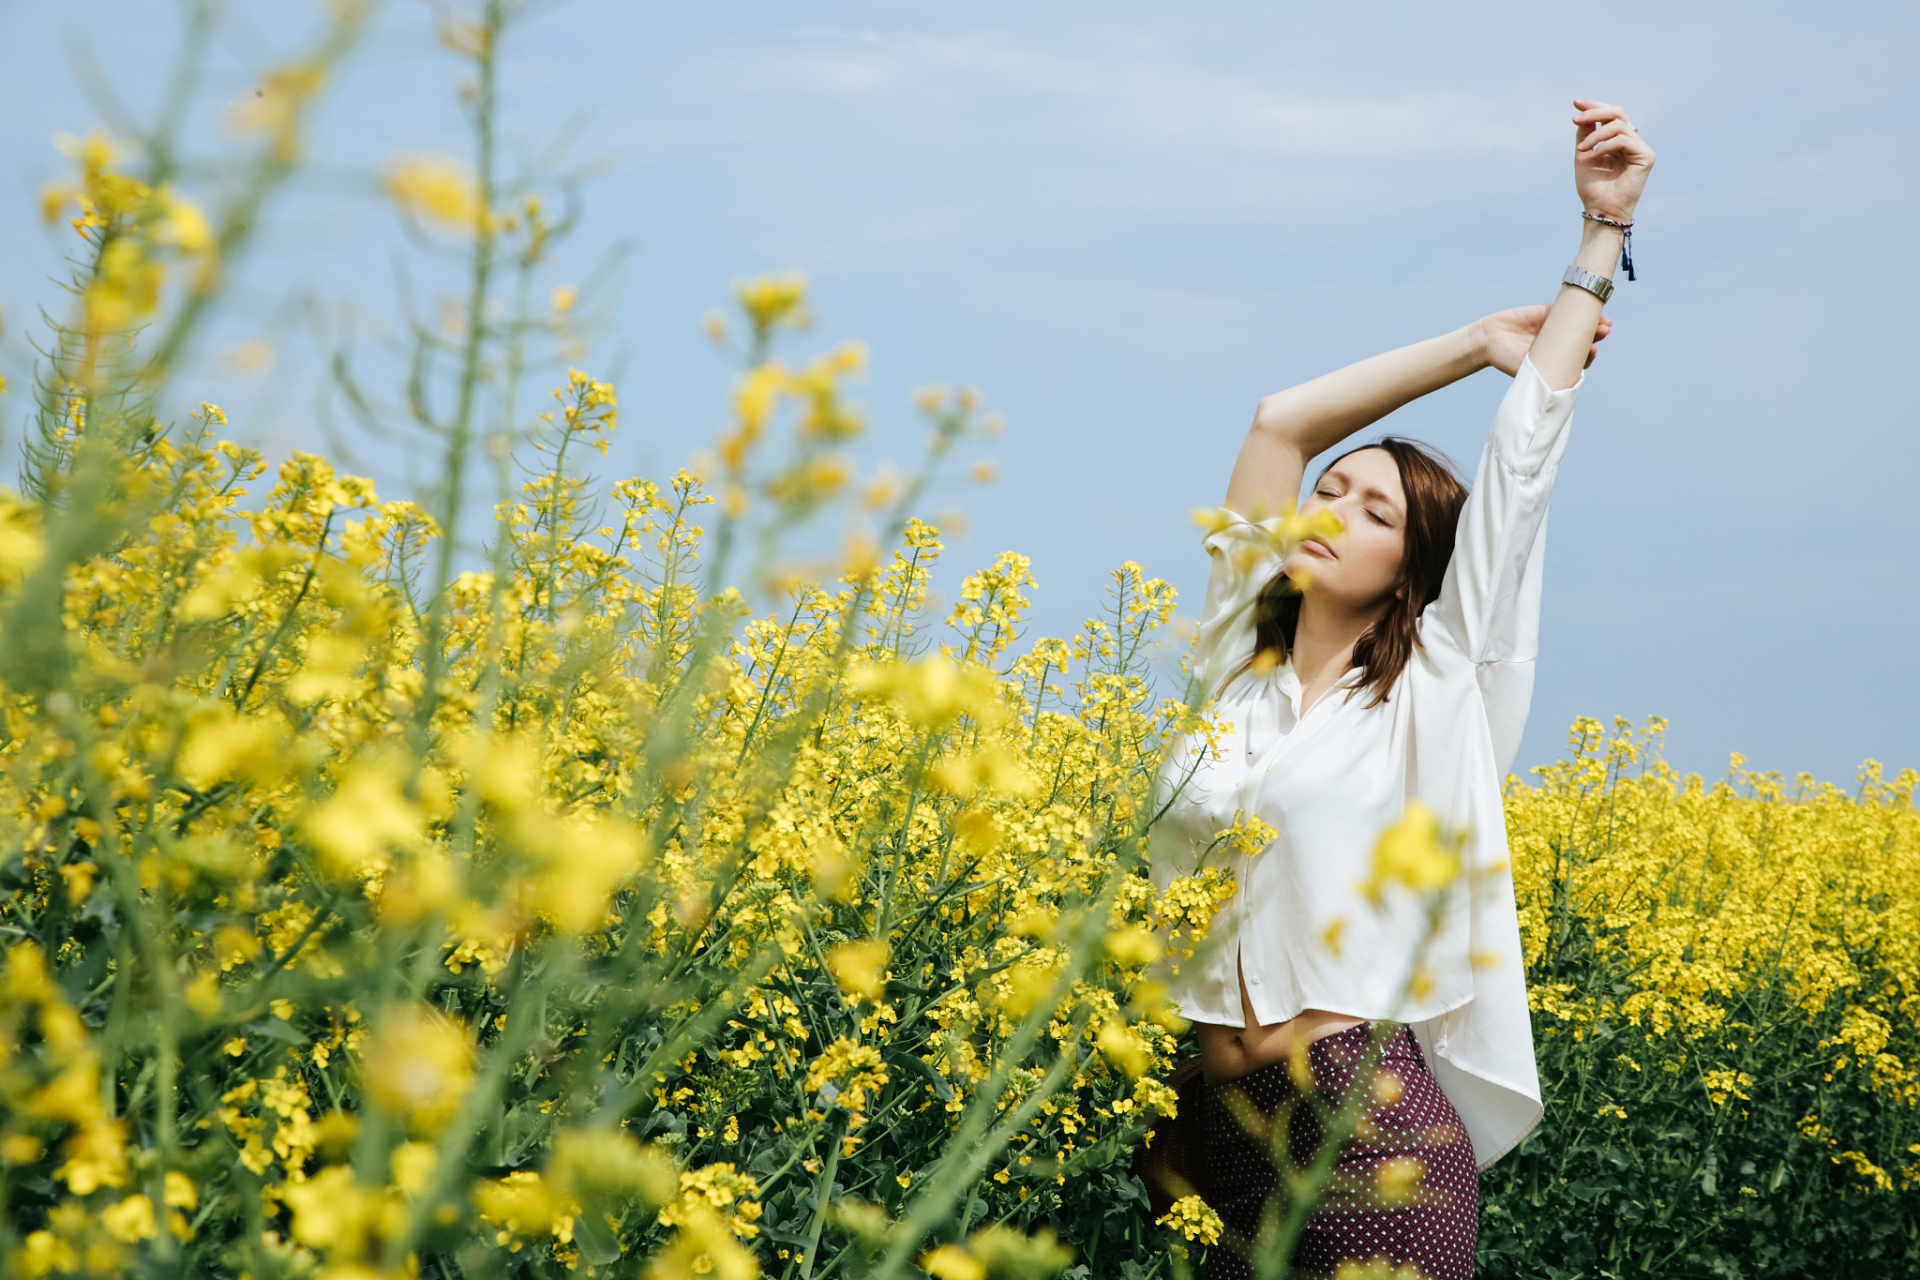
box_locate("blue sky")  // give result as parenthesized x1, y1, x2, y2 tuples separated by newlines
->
(2, 0, 1914, 784)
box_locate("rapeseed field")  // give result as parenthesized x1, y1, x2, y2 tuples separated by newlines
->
(0, 7, 1911, 1278)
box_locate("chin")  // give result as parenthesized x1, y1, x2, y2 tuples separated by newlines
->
(1279, 568, 1320, 594)
(1281, 553, 1333, 587)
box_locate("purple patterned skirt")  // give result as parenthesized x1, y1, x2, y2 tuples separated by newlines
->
(1199, 1022, 1479, 1280)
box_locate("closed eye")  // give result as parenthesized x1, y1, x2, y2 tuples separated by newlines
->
(1367, 510, 1390, 526)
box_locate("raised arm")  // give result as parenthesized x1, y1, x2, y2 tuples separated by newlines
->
(1427, 100, 1655, 774)
(1226, 318, 1612, 518)
(1227, 97, 1652, 517)
(1527, 99, 1656, 389)
(1224, 327, 1484, 516)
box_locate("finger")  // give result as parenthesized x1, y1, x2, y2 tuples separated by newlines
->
(1593, 317, 1613, 341)
(1589, 133, 1652, 160)
(1578, 120, 1633, 151)
(1587, 126, 1654, 157)
(1572, 100, 1627, 124)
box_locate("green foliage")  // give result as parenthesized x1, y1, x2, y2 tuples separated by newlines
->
(1483, 722, 1919, 1277)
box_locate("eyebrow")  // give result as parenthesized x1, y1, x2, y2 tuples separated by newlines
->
(1322, 469, 1404, 513)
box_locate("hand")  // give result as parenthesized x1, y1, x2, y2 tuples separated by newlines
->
(1474, 304, 1612, 377)
(1572, 99, 1655, 222)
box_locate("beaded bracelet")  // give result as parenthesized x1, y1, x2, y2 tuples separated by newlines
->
(1581, 211, 1636, 281)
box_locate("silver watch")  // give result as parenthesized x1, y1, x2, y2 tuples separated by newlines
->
(1562, 264, 1614, 305)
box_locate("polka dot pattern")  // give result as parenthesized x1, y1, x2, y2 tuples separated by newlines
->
(1198, 1022, 1479, 1280)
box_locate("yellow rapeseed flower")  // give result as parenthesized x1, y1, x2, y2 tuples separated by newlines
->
(1104, 924, 1162, 967)
(384, 153, 480, 232)
(851, 656, 1002, 730)
(1362, 801, 1460, 904)
(301, 767, 424, 880)
(733, 270, 811, 337)
(163, 1172, 197, 1211)
(1375, 1157, 1423, 1207)
(101, 1195, 157, 1243)
(826, 939, 889, 1002)
(920, 1244, 986, 1280)
(1156, 1194, 1223, 1246)
(360, 1003, 473, 1128)
(1096, 1022, 1151, 1078)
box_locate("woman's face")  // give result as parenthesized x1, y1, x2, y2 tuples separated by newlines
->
(1283, 448, 1408, 609)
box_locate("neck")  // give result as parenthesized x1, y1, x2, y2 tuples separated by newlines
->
(1291, 591, 1392, 688)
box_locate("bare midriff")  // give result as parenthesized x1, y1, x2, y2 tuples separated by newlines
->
(1192, 958, 1366, 1085)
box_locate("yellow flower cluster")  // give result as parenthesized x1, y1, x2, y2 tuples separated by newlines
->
(14, 11, 1913, 1275)
(919, 1224, 1074, 1280)
(0, 162, 1229, 1273)
(384, 154, 481, 233)
(1509, 718, 1918, 1090)
(1156, 1192, 1225, 1245)
(1504, 716, 1920, 1201)
(37, 130, 214, 351)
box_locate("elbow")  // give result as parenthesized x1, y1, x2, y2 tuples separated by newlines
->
(1249, 395, 1317, 463)
(1249, 393, 1300, 445)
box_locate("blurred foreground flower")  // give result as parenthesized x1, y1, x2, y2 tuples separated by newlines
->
(1362, 801, 1461, 904)
(361, 1003, 474, 1128)
(385, 152, 480, 232)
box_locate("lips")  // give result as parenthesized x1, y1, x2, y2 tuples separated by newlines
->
(1303, 536, 1336, 559)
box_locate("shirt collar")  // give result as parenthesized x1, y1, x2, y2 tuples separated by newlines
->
(1275, 660, 1364, 713)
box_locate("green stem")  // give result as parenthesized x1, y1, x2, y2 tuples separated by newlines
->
(418, 0, 504, 744)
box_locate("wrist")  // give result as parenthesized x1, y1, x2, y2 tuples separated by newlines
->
(1460, 318, 1495, 372)
(1576, 209, 1637, 282)
(1581, 205, 1635, 225)
(1570, 231, 1621, 279)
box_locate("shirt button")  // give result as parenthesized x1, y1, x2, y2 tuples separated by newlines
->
(1249, 976, 1260, 985)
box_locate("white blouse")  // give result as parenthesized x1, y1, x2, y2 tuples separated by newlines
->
(1148, 354, 1580, 1169)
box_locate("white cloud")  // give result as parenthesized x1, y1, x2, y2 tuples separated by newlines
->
(603, 22, 1559, 240)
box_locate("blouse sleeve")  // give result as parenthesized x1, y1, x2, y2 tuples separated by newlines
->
(1192, 512, 1287, 700)
(1423, 354, 1582, 778)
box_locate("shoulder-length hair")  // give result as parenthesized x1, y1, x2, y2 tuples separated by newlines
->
(1244, 436, 1469, 708)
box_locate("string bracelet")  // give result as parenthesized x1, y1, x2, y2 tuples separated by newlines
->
(1581, 211, 1636, 281)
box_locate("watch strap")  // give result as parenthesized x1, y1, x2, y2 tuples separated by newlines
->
(1562, 264, 1615, 305)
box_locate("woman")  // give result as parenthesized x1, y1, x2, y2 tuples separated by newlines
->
(1147, 101, 1655, 1279)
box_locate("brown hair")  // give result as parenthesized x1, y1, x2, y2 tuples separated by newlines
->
(1244, 437, 1469, 708)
